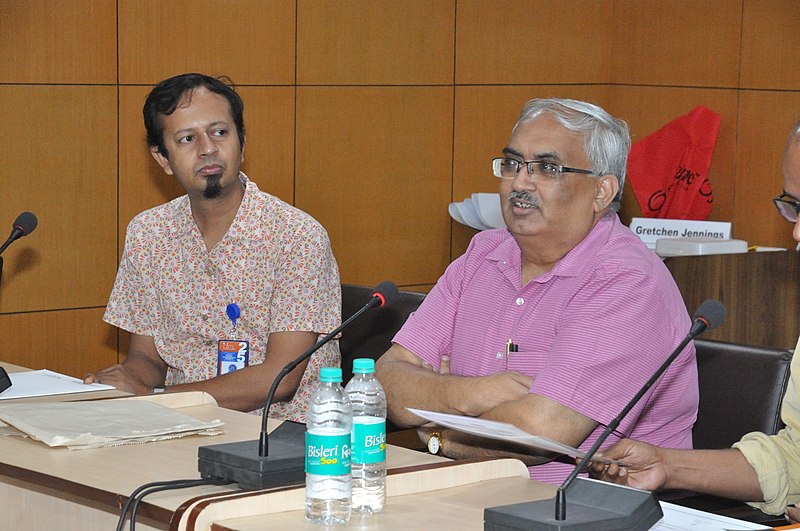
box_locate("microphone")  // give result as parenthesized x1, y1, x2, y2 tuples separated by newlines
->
(0, 212, 38, 255)
(198, 281, 399, 490)
(484, 300, 726, 530)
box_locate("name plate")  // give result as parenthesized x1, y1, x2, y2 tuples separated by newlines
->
(629, 217, 732, 249)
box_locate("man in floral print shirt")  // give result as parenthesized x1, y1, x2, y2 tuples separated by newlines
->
(84, 73, 341, 422)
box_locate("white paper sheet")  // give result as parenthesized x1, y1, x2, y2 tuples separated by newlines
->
(0, 369, 114, 400)
(654, 502, 770, 530)
(406, 407, 628, 465)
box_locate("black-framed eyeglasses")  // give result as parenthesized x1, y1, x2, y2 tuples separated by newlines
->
(492, 157, 597, 181)
(773, 192, 800, 223)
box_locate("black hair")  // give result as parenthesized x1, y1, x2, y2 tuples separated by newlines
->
(143, 73, 245, 158)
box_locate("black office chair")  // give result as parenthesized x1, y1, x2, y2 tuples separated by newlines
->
(692, 338, 793, 450)
(339, 284, 426, 384)
(659, 338, 793, 527)
(338, 284, 427, 438)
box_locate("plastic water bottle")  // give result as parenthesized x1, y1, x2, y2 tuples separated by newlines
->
(305, 367, 353, 525)
(345, 358, 387, 514)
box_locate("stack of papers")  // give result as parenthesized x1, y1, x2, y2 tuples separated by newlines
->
(0, 400, 224, 450)
(449, 193, 504, 231)
(0, 369, 114, 400)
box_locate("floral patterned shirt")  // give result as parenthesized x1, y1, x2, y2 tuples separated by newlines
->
(104, 173, 341, 422)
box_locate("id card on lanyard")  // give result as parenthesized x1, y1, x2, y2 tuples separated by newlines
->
(218, 303, 249, 375)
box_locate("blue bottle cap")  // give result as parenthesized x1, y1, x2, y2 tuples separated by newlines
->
(319, 367, 343, 383)
(352, 358, 375, 374)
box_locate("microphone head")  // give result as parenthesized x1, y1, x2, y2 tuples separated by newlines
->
(693, 299, 726, 331)
(13, 211, 38, 237)
(372, 281, 399, 308)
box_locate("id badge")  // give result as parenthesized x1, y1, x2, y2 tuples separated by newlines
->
(218, 340, 249, 375)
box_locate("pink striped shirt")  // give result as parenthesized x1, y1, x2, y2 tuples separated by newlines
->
(394, 213, 697, 484)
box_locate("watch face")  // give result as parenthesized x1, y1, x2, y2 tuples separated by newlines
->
(427, 433, 440, 454)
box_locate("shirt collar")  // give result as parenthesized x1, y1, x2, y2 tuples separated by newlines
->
(487, 213, 618, 283)
(551, 212, 616, 278)
(168, 171, 255, 240)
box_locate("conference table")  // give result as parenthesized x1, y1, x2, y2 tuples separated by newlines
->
(0, 362, 555, 530)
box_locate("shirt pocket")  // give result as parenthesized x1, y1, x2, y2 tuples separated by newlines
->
(505, 345, 548, 379)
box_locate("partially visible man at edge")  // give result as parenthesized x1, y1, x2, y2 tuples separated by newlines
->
(84, 73, 340, 422)
(375, 98, 699, 484)
(591, 122, 800, 522)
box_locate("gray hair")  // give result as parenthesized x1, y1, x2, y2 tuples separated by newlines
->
(513, 98, 630, 212)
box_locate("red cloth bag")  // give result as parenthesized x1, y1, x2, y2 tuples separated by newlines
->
(627, 106, 720, 219)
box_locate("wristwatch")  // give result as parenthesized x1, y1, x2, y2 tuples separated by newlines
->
(427, 431, 443, 455)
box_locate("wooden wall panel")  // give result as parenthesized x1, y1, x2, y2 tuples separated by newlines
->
(117, 86, 296, 254)
(735, 90, 800, 250)
(451, 85, 613, 256)
(0, 86, 117, 313)
(455, 0, 613, 85)
(610, 0, 742, 87)
(665, 252, 800, 348)
(295, 87, 453, 286)
(297, 0, 455, 85)
(4, 0, 800, 376)
(117, 0, 296, 85)
(118, 86, 184, 252)
(0, 309, 118, 378)
(605, 86, 739, 227)
(236, 87, 296, 204)
(0, 0, 116, 84)
(741, 1, 800, 90)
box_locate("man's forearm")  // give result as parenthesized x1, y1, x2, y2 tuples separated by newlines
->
(661, 448, 763, 501)
(380, 363, 471, 427)
(122, 352, 166, 388)
(164, 360, 306, 412)
(377, 346, 533, 427)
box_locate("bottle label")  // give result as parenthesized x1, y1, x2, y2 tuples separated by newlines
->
(352, 418, 386, 465)
(305, 431, 351, 475)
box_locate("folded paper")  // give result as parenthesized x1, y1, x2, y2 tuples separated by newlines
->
(0, 399, 224, 450)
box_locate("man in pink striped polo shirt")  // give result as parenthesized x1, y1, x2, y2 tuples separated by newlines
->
(375, 98, 697, 484)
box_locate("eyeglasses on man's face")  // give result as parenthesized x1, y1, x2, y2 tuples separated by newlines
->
(492, 157, 596, 182)
(773, 192, 800, 223)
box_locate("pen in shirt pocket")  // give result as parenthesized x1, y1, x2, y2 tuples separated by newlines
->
(505, 339, 519, 367)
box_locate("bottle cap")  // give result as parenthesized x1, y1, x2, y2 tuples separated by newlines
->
(319, 367, 343, 383)
(352, 358, 376, 374)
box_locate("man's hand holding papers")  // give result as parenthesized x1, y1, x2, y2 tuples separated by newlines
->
(406, 407, 626, 466)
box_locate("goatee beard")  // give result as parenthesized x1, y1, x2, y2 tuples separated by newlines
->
(203, 174, 223, 199)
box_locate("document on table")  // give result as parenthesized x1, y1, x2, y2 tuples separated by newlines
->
(0, 399, 224, 449)
(0, 369, 114, 400)
(655, 502, 770, 530)
(406, 407, 624, 464)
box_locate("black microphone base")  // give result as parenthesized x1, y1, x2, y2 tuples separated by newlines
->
(198, 420, 306, 490)
(484, 478, 663, 531)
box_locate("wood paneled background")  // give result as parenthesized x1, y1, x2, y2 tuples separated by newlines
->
(2, 0, 799, 376)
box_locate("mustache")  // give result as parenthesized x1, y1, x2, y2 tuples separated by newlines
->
(508, 190, 540, 208)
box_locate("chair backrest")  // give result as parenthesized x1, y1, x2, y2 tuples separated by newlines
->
(339, 284, 426, 384)
(692, 338, 793, 449)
